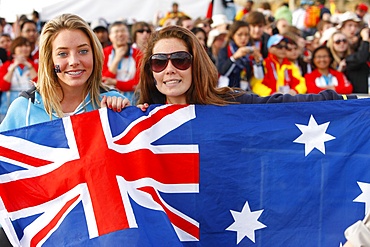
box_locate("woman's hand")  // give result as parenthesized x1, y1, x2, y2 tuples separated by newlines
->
(137, 103, 149, 112)
(233, 46, 255, 60)
(338, 59, 346, 72)
(101, 95, 131, 112)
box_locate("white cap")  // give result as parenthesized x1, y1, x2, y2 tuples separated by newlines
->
(207, 29, 227, 47)
(319, 26, 337, 45)
(90, 18, 108, 31)
(210, 14, 232, 28)
(337, 12, 361, 29)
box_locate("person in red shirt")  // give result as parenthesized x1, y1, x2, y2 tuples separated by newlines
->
(305, 46, 352, 94)
(102, 21, 142, 104)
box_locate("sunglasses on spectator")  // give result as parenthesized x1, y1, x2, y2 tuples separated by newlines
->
(286, 46, 297, 51)
(150, 51, 193, 73)
(334, 39, 347, 44)
(137, 29, 151, 34)
(273, 43, 287, 49)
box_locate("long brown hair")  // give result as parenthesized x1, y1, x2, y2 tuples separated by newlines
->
(136, 25, 240, 105)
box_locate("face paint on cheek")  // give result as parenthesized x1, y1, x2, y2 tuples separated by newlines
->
(54, 65, 61, 73)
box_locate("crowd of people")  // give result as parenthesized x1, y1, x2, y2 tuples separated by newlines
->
(0, 1, 368, 245)
(0, 1, 368, 123)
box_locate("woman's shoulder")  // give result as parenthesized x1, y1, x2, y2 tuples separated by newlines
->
(0, 97, 30, 132)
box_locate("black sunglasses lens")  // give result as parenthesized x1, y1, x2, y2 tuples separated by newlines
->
(137, 29, 151, 33)
(150, 52, 192, 72)
(171, 52, 192, 70)
(150, 55, 168, 72)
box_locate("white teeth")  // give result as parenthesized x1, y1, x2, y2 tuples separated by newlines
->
(164, 79, 180, 85)
(67, 71, 82, 75)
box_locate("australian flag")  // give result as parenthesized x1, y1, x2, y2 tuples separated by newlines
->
(0, 99, 370, 247)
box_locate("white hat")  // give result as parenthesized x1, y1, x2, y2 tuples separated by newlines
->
(90, 18, 108, 31)
(210, 14, 232, 28)
(319, 26, 337, 45)
(207, 29, 227, 47)
(336, 12, 361, 29)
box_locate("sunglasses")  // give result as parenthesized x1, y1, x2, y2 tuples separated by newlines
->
(334, 39, 347, 44)
(137, 29, 151, 34)
(274, 44, 287, 49)
(150, 51, 193, 73)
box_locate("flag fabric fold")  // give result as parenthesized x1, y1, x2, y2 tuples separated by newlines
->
(0, 99, 370, 246)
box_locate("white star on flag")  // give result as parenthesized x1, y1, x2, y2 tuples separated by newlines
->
(226, 201, 266, 244)
(293, 115, 335, 156)
(354, 181, 370, 216)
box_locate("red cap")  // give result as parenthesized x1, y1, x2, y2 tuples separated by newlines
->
(357, 3, 368, 12)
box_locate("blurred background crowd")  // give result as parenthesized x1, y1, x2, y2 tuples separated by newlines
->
(0, 0, 369, 121)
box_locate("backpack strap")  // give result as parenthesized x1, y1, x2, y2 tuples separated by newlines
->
(19, 85, 37, 104)
(19, 86, 116, 104)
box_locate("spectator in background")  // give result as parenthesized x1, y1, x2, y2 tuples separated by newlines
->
(0, 34, 12, 58)
(355, 3, 370, 26)
(102, 21, 142, 103)
(90, 18, 111, 48)
(292, 0, 312, 32)
(235, 0, 254, 21)
(326, 29, 370, 94)
(275, 18, 290, 35)
(283, 31, 311, 76)
(211, 14, 231, 32)
(305, 45, 352, 94)
(207, 28, 227, 64)
(20, 20, 39, 64)
(217, 21, 263, 91)
(257, 2, 272, 17)
(245, 11, 270, 58)
(176, 15, 194, 30)
(31, 10, 43, 34)
(336, 12, 362, 52)
(222, 0, 236, 21)
(251, 34, 306, 96)
(193, 17, 212, 36)
(159, 2, 188, 27)
(274, 3, 293, 25)
(0, 37, 38, 121)
(191, 27, 207, 49)
(131, 21, 152, 51)
(0, 18, 14, 39)
(316, 19, 334, 38)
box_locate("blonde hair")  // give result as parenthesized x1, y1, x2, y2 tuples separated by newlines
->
(38, 13, 105, 118)
(326, 31, 351, 69)
(136, 25, 239, 105)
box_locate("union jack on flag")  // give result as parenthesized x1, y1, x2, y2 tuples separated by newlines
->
(0, 105, 200, 247)
(1, 100, 370, 247)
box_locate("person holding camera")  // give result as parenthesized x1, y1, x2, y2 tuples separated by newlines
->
(216, 21, 263, 92)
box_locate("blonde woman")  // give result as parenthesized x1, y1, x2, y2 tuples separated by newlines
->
(326, 29, 370, 93)
(0, 14, 129, 131)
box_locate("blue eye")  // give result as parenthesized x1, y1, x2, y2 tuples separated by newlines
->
(80, 49, 88, 55)
(57, 52, 67, 57)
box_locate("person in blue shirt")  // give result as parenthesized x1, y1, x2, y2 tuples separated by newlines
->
(0, 14, 129, 132)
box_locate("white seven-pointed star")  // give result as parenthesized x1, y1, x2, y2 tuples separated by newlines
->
(354, 182, 370, 216)
(226, 201, 266, 244)
(293, 115, 335, 156)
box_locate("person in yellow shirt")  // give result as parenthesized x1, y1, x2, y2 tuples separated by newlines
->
(235, 0, 254, 21)
(159, 2, 188, 27)
(251, 34, 307, 96)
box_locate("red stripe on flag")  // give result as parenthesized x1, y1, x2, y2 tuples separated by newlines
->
(114, 105, 189, 145)
(30, 195, 79, 247)
(139, 186, 199, 240)
(0, 146, 52, 167)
